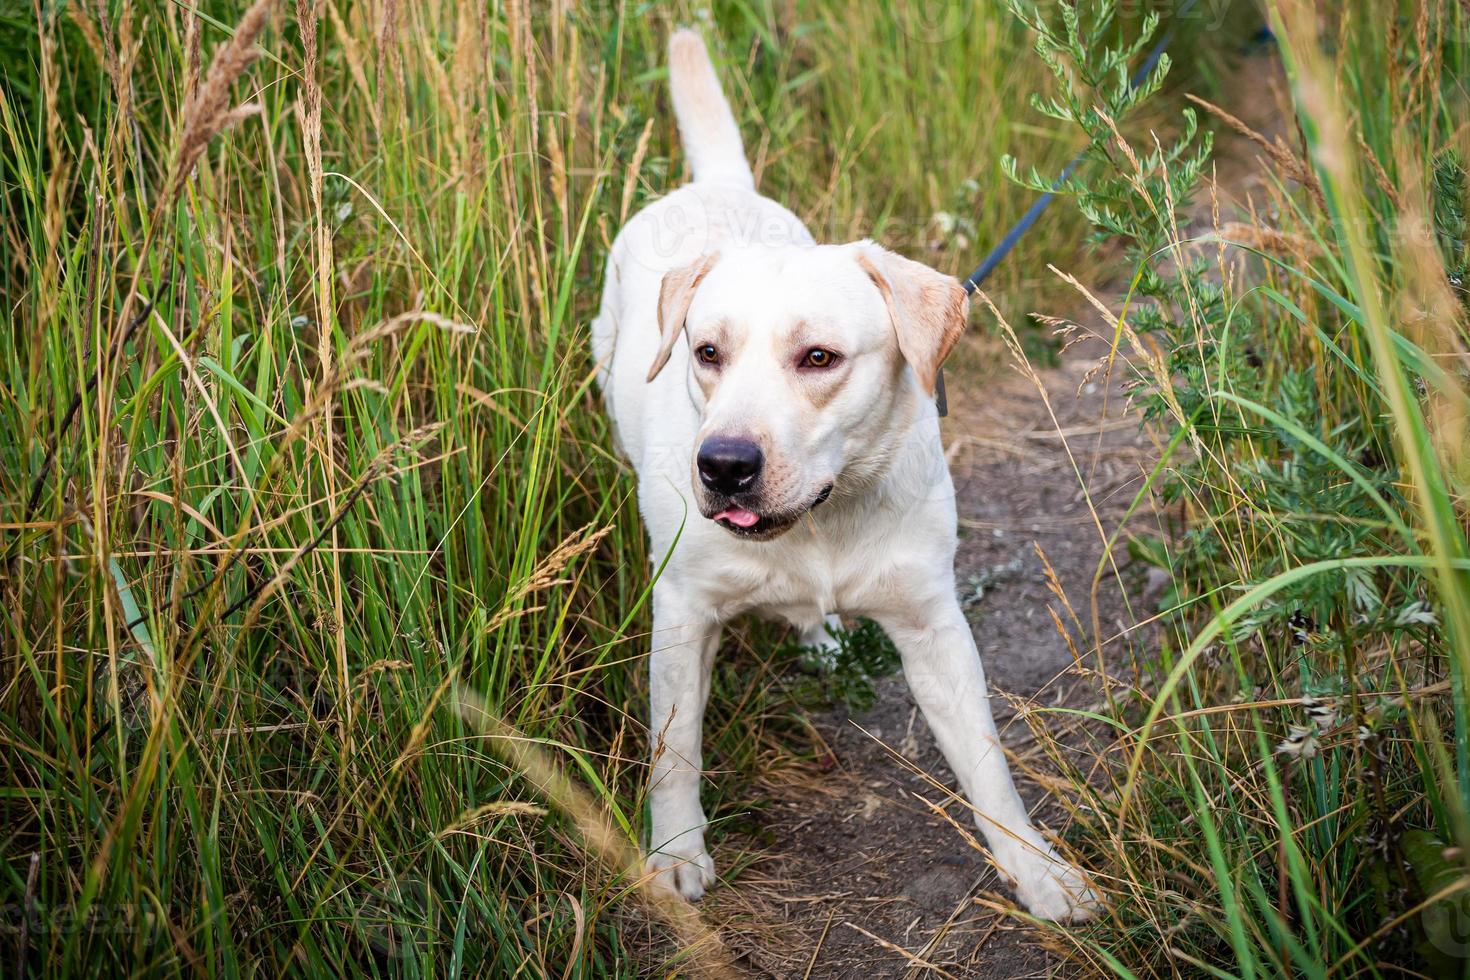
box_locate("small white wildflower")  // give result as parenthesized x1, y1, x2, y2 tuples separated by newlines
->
(335, 201, 354, 223)
(1395, 601, 1438, 627)
(1302, 696, 1338, 729)
(931, 210, 957, 235)
(1275, 725, 1319, 760)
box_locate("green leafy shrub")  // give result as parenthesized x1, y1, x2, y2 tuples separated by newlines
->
(787, 618, 903, 713)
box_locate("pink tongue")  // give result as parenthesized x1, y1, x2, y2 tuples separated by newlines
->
(713, 507, 760, 528)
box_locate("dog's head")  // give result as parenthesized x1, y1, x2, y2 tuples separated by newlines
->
(646, 241, 968, 540)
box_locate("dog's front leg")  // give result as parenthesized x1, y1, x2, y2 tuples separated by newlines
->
(875, 592, 1098, 922)
(645, 587, 720, 900)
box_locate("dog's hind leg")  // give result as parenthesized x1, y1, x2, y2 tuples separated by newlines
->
(874, 592, 1099, 922)
(645, 587, 721, 900)
(796, 614, 844, 672)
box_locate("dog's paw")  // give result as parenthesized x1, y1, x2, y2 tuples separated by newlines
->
(644, 845, 717, 901)
(797, 616, 842, 672)
(1012, 856, 1100, 923)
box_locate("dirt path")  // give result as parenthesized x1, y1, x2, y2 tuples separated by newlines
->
(705, 44, 1291, 980)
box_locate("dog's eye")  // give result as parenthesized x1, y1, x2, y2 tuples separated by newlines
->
(695, 344, 720, 365)
(800, 348, 838, 369)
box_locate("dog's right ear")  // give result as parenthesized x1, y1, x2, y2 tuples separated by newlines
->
(648, 252, 719, 382)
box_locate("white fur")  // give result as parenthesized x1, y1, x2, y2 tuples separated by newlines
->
(591, 30, 1098, 922)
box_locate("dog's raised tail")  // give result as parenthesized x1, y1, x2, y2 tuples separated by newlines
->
(668, 30, 753, 189)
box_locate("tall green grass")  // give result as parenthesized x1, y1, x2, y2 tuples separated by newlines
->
(0, 2, 1083, 974)
(997, 1, 1470, 975)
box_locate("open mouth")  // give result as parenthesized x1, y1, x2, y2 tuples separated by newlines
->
(709, 483, 833, 539)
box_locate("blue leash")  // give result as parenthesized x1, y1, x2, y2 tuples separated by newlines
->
(936, 1, 1198, 416)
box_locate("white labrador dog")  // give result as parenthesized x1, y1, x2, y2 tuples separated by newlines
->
(591, 30, 1097, 922)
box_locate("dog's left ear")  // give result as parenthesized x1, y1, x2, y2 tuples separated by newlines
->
(855, 243, 969, 397)
(648, 252, 720, 382)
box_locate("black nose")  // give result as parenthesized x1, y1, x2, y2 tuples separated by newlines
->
(697, 437, 763, 494)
